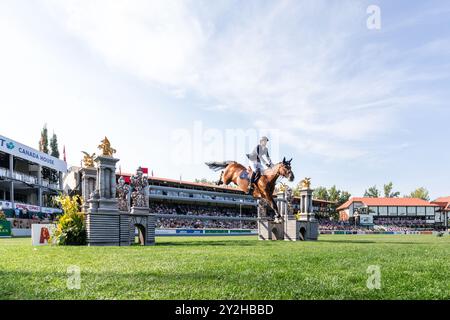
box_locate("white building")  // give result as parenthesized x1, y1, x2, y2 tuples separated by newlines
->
(337, 197, 442, 225)
(0, 134, 66, 216)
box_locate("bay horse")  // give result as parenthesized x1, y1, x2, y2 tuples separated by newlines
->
(206, 157, 294, 222)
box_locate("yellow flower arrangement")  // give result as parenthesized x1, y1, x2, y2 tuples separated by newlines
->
(52, 194, 86, 245)
(0, 209, 6, 221)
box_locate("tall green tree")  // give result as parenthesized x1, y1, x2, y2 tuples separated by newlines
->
(407, 187, 430, 201)
(50, 132, 60, 158)
(364, 185, 380, 198)
(39, 124, 49, 154)
(312, 186, 329, 200)
(310, 185, 351, 206)
(328, 185, 341, 202)
(339, 191, 352, 205)
(383, 182, 400, 198)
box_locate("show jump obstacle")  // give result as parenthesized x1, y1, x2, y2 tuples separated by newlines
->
(83, 137, 155, 246)
(258, 179, 319, 241)
(82, 137, 316, 245)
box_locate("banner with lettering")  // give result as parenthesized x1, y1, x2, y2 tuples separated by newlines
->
(0, 134, 67, 172)
(0, 220, 11, 237)
(31, 224, 56, 246)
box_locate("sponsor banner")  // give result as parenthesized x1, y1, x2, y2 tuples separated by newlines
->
(15, 203, 40, 212)
(8, 218, 33, 229)
(0, 201, 13, 210)
(7, 218, 52, 229)
(359, 215, 373, 225)
(41, 207, 63, 214)
(11, 228, 31, 237)
(157, 229, 257, 236)
(205, 229, 228, 234)
(319, 230, 438, 235)
(31, 224, 56, 246)
(176, 229, 204, 234)
(229, 229, 256, 234)
(0, 134, 67, 172)
(0, 220, 11, 237)
(156, 229, 177, 235)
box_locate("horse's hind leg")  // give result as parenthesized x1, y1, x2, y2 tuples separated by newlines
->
(216, 171, 224, 185)
(221, 168, 233, 185)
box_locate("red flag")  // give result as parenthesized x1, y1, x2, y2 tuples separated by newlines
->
(63, 145, 66, 162)
(141, 167, 148, 174)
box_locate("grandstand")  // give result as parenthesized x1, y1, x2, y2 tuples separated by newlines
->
(8, 164, 445, 235)
(336, 197, 448, 231)
(63, 168, 343, 232)
(1, 134, 66, 236)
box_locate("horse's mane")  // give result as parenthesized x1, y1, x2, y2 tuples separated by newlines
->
(262, 162, 281, 176)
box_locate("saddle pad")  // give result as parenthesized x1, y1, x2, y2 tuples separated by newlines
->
(239, 171, 249, 180)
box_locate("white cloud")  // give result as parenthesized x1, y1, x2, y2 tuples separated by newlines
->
(26, 0, 450, 162)
(44, 0, 207, 87)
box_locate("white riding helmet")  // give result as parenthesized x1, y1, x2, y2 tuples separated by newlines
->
(260, 136, 269, 142)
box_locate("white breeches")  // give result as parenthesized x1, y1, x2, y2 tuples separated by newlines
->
(249, 161, 264, 172)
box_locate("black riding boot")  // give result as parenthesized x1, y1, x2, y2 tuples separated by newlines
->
(247, 172, 256, 195)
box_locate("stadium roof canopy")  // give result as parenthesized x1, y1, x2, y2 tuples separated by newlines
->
(337, 197, 439, 211)
(118, 172, 243, 193)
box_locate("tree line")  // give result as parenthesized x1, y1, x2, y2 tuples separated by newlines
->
(363, 182, 430, 201)
(38, 124, 60, 183)
(39, 123, 60, 158)
(307, 182, 430, 202)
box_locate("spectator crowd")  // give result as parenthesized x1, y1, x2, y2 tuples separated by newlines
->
(373, 218, 433, 231)
(3, 202, 439, 232)
(151, 202, 257, 229)
(156, 218, 256, 229)
(318, 218, 435, 232)
(149, 203, 256, 217)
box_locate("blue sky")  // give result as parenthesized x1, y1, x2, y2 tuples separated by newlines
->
(1, 0, 449, 199)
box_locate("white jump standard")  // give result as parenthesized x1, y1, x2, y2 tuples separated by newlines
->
(257, 179, 319, 241)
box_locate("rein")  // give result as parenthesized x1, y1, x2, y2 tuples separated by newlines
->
(263, 163, 281, 184)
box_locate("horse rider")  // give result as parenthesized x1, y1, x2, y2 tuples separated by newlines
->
(246, 136, 273, 195)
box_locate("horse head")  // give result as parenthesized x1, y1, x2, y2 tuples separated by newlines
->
(279, 157, 295, 182)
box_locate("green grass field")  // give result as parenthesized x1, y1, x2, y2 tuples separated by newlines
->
(1, 235, 449, 300)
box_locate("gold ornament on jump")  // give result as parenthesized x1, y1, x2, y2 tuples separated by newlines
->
(277, 182, 287, 193)
(98, 137, 116, 157)
(300, 177, 311, 189)
(81, 151, 96, 168)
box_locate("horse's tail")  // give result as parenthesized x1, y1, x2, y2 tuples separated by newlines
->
(205, 161, 235, 172)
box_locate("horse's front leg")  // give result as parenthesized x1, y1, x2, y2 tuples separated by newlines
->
(263, 194, 279, 222)
(270, 197, 283, 223)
